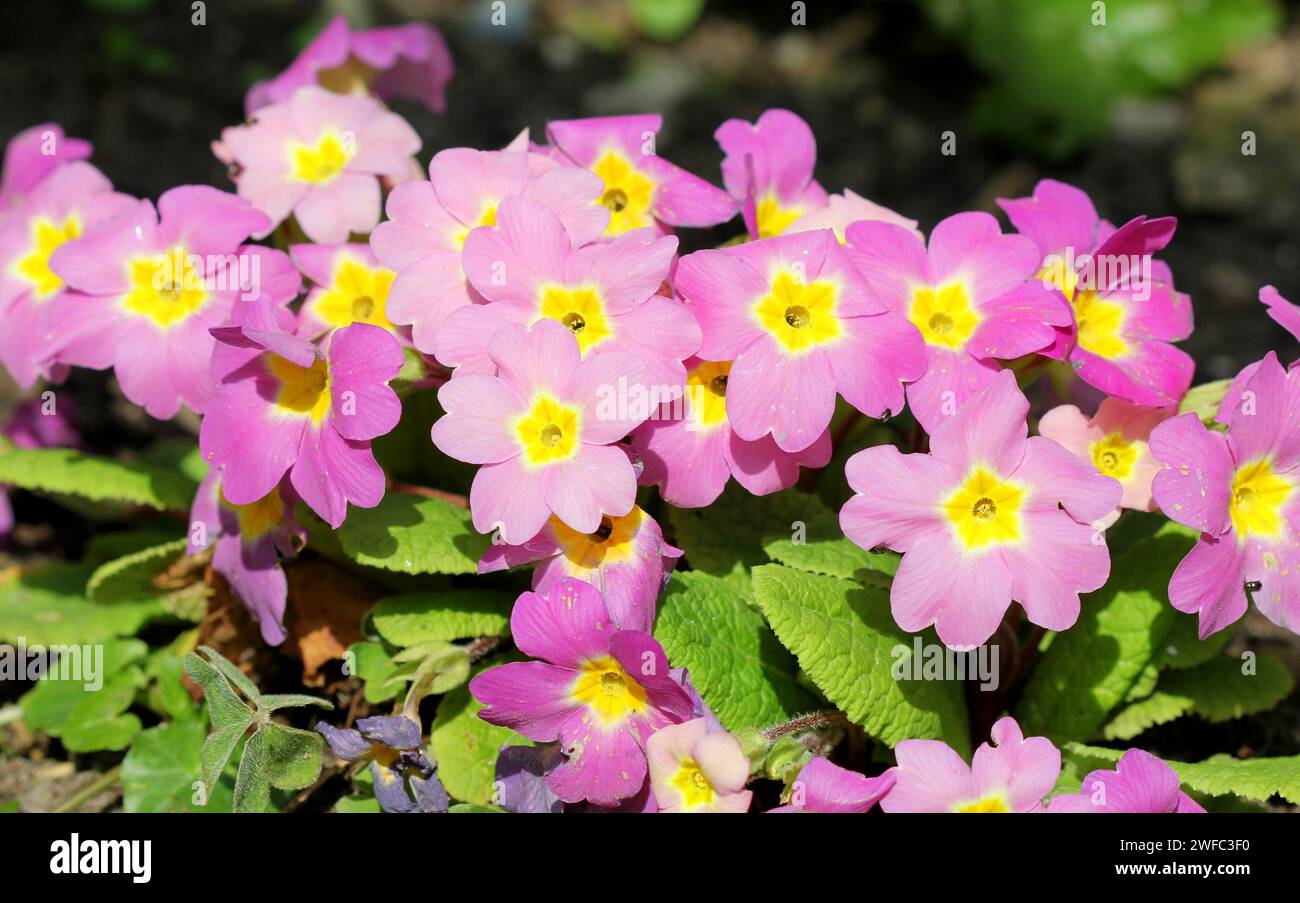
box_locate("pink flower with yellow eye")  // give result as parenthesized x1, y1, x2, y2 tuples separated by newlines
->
(45, 185, 300, 419)
(998, 178, 1194, 407)
(477, 504, 680, 635)
(845, 211, 1071, 434)
(0, 161, 135, 388)
(369, 147, 609, 359)
(200, 300, 403, 528)
(290, 242, 400, 341)
(219, 86, 420, 244)
(245, 15, 454, 117)
(646, 718, 753, 813)
(429, 318, 648, 545)
(676, 229, 925, 453)
(632, 357, 832, 508)
(880, 717, 1060, 813)
(714, 108, 827, 240)
(1039, 397, 1173, 528)
(469, 578, 694, 807)
(840, 370, 1121, 648)
(546, 114, 738, 237)
(1150, 352, 1300, 638)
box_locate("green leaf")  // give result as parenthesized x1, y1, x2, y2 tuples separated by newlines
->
(1106, 654, 1293, 739)
(1153, 609, 1235, 670)
(0, 562, 164, 645)
(257, 693, 332, 712)
(86, 537, 207, 622)
(194, 644, 260, 701)
(20, 638, 147, 737)
(431, 679, 531, 805)
(347, 641, 404, 704)
(751, 564, 969, 755)
(334, 493, 488, 575)
(0, 448, 197, 510)
(449, 802, 506, 813)
(669, 484, 836, 591)
(1177, 379, 1234, 424)
(335, 794, 382, 813)
(370, 591, 512, 646)
(654, 571, 815, 731)
(122, 721, 234, 813)
(233, 729, 271, 813)
(201, 722, 252, 800)
(261, 723, 324, 791)
(1016, 522, 1196, 743)
(184, 649, 254, 729)
(60, 668, 146, 752)
(1063, 743, 1300, 804)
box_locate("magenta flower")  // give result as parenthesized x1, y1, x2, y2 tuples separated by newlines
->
(846, 211, 1071, 433)
(219, 86, 420, 244)
(200, 303, 403, 529)
(676, 229, 926, 453)
(767, 757, 895, 813)
(1, 123, 92, 208)
(715, 108, 827, 240)
(469, 578, 693, 807)
(1047, 749, 1204, 813)
(1150, 352, 1300, 638)
(546, 115, 738, 236)
(880, 717, 1060, 813)
(646, 718, 752, 813)
(1039, 397, 1173, 528)
(430, 318, 650, 545)
(0, 161, 135, 388)
(998, 178, 1194, 407)
(841, 370, 1121, 647)
(245, 15, 453, 116)
(632, 357, 832, 507)
(477, 504, 680, 634)
(46, 186, 300, 419)
(370, 147, 608, 358)
(290, 242, 400, 341)
(440, 195, 697, 387)
(188, 469, 304, 645)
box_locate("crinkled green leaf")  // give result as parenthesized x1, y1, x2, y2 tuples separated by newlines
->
(233, 729, 270, 813)
(123, 720, 234, 813)
(0, 448, 196, 510)
(1063, 743, 1300, 804)
(670, 484, 839, 592)
(0, 562, 164, 645)
(751, 564, 969, 755)
(334, 493, 488, 575)
(262, 722, 324, 791)
(86, 537, 207, 622)
(1016, 522, 1196, 743)
(370, 590, 512, 647)
(1102, 690, 1195, 741)
(654, 571, 815, 731)
(431, 677, 531, 805)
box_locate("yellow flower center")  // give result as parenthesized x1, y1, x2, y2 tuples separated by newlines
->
(451, 205, 497, 250)
(550, 507, 642, 572)
(954, 794, 1010, 813)
(686, 359, 732, 430)
(1038, 263, 1128, 360)
(267, 355, 332, 424)
(317, 57, 376, 97)
(12, 214, 81, 299)
(514, 393, 582, 467)
(309, 256, 396, 332)
(536, 285, 612, 354)
(569, 656, 648, 724)
(670, 759, 717, 810)
(290, 130, 353, 184)
(754, 270, 840, 354)
(1090, 433, 1139, 480)
(220, 486, 285, 539)
(909, 281, 979, 350)
(754, 192, 802, 239)
(121, 248, 208, 327)
(591, 150, 656, 235)
(1229, 458, 1293, 540)
(941, 467, 1025, 552)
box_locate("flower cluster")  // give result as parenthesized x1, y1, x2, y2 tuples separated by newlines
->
(5, 18, 1292, 815)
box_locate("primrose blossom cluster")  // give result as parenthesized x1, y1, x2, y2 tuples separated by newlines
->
(1, 14, 1294, 815)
